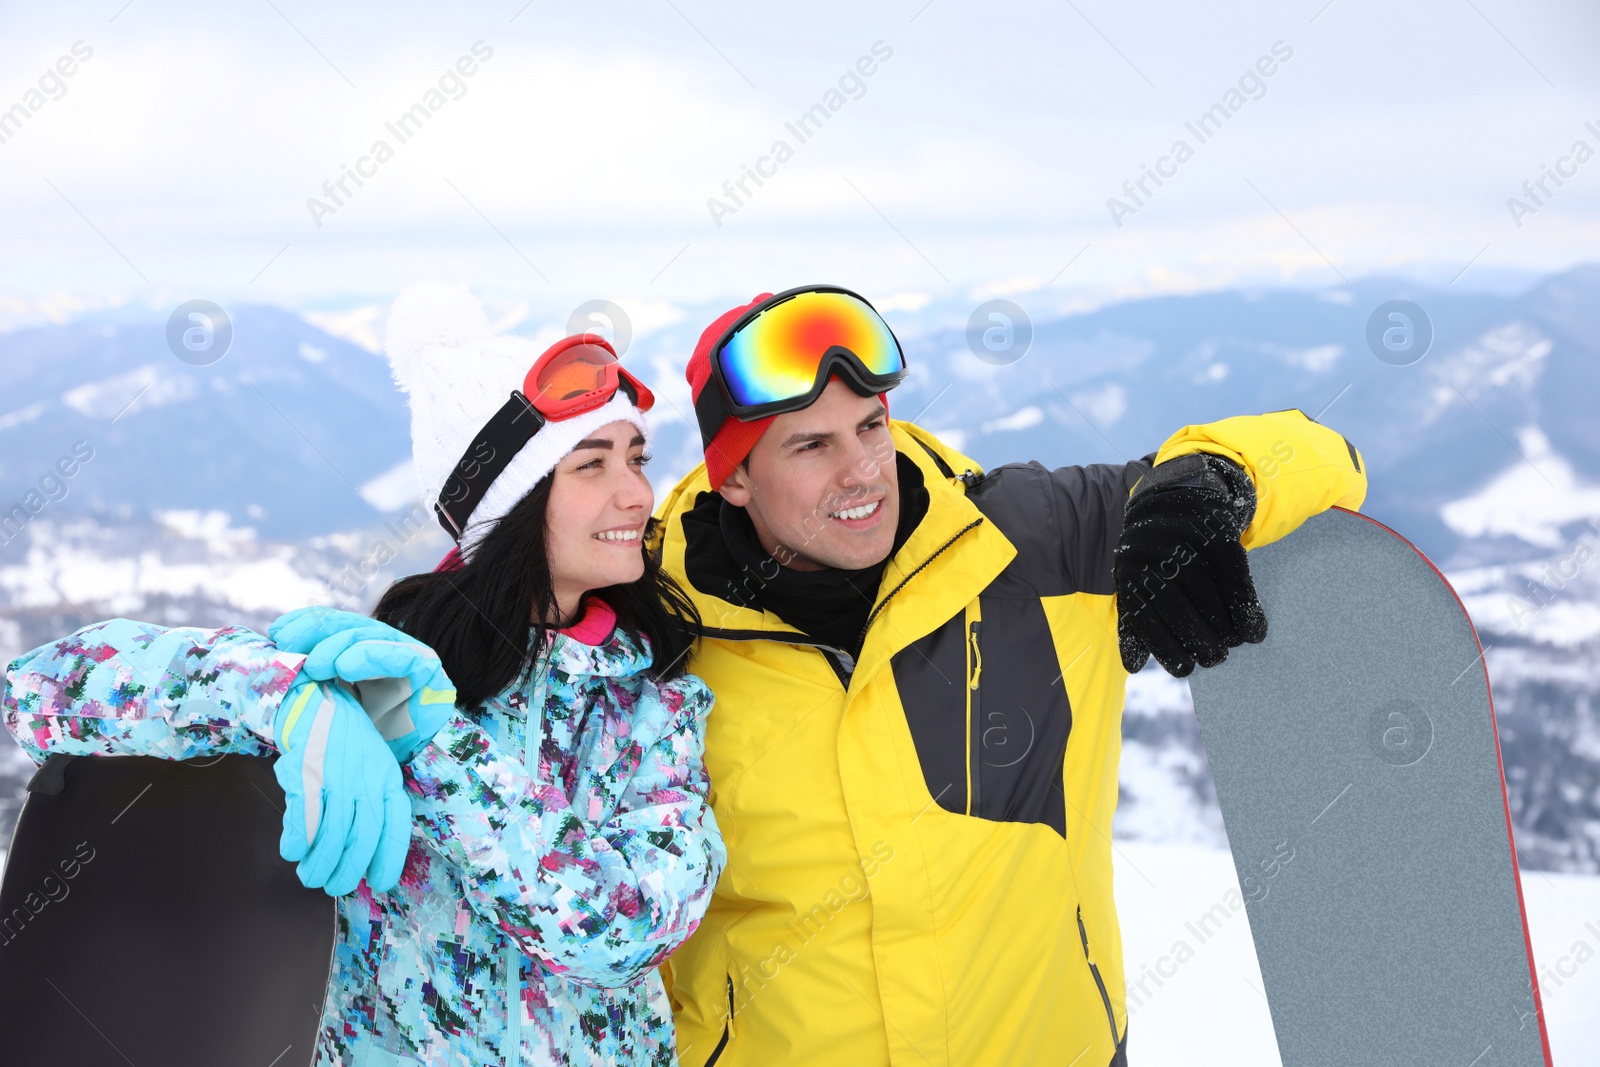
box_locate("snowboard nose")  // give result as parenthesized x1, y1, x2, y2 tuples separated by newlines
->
(0, 753, 335, 1067)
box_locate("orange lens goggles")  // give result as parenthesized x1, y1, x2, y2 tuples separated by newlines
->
(524, 334, 654, 419)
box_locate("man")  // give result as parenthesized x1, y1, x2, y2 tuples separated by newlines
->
(654, 285, 1367, 1066)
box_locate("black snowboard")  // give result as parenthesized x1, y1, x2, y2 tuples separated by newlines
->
(0, 753, 336, 1067)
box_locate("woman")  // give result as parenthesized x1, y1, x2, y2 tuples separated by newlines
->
(3, 283, 725, 1066)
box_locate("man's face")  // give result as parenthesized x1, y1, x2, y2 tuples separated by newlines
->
(718, 378, 899, 572)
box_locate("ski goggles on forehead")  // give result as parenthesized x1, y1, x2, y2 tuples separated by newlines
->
(525, 334, 653, 420)
(433, 334, 654, 539)
(694, 286, 908, 445)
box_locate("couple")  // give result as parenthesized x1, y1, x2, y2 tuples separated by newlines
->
(3, 283, 1367, 1066)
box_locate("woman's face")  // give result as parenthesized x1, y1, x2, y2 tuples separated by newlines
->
(543, 419, 653, 622)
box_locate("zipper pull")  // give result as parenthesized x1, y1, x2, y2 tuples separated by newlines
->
(968, 621, 982, 690)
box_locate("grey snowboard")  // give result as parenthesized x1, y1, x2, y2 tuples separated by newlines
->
(1187, 506, 1553, 1067)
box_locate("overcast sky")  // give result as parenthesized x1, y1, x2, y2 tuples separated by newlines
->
(2, 0, 1598, 322)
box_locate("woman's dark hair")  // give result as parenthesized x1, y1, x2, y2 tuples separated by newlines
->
(371, 475, 700, 711)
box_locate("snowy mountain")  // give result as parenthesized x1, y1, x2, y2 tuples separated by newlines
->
(0, 306, 415, 542)
(7, 269, 1598, 563)
(876, 267, 1600, 874)
(2, 268, 1598, 875)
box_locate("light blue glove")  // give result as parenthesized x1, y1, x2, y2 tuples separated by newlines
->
(273, 670, 412, 896)
(270, 607, 457, 763)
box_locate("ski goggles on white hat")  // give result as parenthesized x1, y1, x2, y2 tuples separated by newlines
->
(434, 334, 654, 540)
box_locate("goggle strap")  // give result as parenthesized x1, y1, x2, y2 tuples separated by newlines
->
(433, 390, 545, 541)
(693, 379, 732, 449)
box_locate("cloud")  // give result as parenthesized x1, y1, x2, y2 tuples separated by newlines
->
(2, 0, 1598, 305)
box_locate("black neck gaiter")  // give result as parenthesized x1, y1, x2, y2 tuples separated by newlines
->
(717, 453, 929, 657)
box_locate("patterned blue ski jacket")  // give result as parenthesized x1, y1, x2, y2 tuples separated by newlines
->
(2, 615, 725, 1066)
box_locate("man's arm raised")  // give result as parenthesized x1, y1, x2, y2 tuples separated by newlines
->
(1144, 407, 1367, 550)
(1113, 409, 1367, 677)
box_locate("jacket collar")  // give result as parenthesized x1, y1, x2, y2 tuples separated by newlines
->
(533, 612, 652, 680)
(656, 421, 1017, 684)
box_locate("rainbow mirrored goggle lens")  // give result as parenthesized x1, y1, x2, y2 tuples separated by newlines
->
(714, 289, 905, 411)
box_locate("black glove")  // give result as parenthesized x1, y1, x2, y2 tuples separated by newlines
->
(1114, 452, 1267, 677)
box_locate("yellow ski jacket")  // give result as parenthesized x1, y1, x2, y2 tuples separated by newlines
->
(656, 410, 1367, 1067)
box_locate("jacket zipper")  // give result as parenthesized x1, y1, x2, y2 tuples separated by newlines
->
(1076, 904, 1119, 1049)
(819, 645, 856, 686)
(689, 519, 987, 1057)
(695, 518, 984, 689)
(696, 625, 856, 685)
(694, 625, 848, 663)
(967, 619, 982, 817)
(505, 648, 551, 1067)
(854, 518, 984, 651)
(703, 975, 735, 1066)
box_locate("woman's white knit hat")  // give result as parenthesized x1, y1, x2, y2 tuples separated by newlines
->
(384, 282, 652, 561)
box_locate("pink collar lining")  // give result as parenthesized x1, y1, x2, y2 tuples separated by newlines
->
(558, 597, 617, 646)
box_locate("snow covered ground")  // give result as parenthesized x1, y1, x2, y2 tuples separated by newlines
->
(1113, 841, 1600, 1066)
(0, 834, 1589, 1061)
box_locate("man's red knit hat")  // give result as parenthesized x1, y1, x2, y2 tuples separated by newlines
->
(687, 292, 891, 489)
(687, 295, 774, 489)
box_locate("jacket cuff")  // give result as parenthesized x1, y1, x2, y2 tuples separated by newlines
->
(236, 648, 309, 748)
(1132, 451, 1258, 535)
